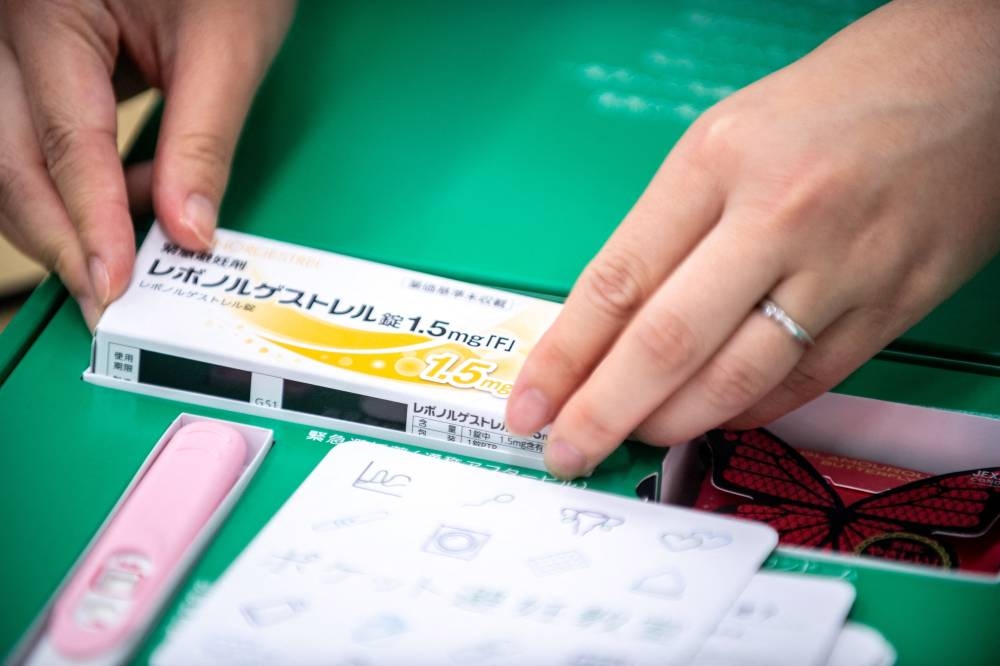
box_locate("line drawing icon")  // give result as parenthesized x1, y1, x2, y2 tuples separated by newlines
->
(313, 510, 389, 531)
(423, 524, 491, 560)
(463, 493, 515, 507)
(659, 530, 732, 552)
(450, 639, 520, 663)
(527, 550, 591, 576)
(560, 507, 624, 536)
(321, 561, 366, 585)
(352, 461, 413, 497)
(200, 635, 271, 665)
(241, 598, 309, 627)
(263, 549, 321, 574)
(566, 652, 630, 666)
(630, 570, 686, 599)
(731, 600, 779, 623)
(351, 613, 408, 644)
(637, 615, 685, 644)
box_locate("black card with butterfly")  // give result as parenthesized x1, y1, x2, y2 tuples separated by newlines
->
(701, 428, 1000, 570)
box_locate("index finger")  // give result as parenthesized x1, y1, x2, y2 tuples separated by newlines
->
(9, 2, 135, 309)
(545, 215, 783, 477)
(505, 145, 723, 436)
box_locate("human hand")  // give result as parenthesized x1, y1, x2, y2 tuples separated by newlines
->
(0, 0, 295, 329)
(507, 0, 1000, 478)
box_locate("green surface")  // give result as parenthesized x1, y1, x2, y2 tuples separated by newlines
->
(2, 1, 999, 665)
(0, 301, 661, 663)
(218, 0, 1000, 361)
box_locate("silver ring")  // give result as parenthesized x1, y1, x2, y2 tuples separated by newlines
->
(758, 298, 815, 346)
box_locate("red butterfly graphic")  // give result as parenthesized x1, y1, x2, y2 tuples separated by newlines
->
(702, 428, 1000, 566)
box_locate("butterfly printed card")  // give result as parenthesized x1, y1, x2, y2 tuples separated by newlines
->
(661, 393, 1000, 575)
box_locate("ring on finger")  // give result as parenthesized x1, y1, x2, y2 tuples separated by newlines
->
(758, 298, 815, 347)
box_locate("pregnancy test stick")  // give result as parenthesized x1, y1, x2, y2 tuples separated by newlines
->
(47, 421, 248, 660)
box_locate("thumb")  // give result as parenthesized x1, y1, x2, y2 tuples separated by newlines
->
(152, 4, 292, 249)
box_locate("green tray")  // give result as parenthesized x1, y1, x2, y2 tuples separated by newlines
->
(217, 0, 1000, 365)
(2, 2, 998, 664)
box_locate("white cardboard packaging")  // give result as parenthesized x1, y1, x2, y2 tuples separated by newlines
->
(661, 391, 1000, 582)
(84, 224, 561, 470)
(8, 414, 273, 666)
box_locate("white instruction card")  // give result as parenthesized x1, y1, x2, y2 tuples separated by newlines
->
(694, 572, 856, 666)
(154, 441, 778, 665)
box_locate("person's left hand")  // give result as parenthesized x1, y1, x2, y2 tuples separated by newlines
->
(0, 0, 294, 329)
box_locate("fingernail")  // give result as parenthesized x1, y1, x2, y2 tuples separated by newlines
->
(545, 439, 590, 479)
(181, 193, 216, 248)
(79, 296, 102, 332)
(508, 388, 551, 434)
(88, 256, 110, 306)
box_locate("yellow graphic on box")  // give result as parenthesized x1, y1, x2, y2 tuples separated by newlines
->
(244, 302, 527, 398)
(250, 300, 427, 349)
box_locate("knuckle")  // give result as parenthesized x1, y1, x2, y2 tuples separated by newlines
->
(684, 109, 742, 165)
(858, 302, 911, 348)
(43, 238, 76, 280)
(4, 0, 41, 20)
(13, 0, 119, 70)
(43, 237, 97, 301)
(0, 160, 24, 214)
(632, 310, 699, 374)
(580, 249, 650, 320)
(38, 122, 80, 175)
(50, 243, 72, 276)
(174, 131, 232, 177)
(701, 355, 768, 410)
(724, 405, 770, 431)
(633, 417, 678, 448)
(752, 160, 856, 235)
(37, 124, 116, 193)
(780, 364, 828, 403)
(534, 338, 588, 385)
(74, 3, 119, 68)
(562, 397, 620, 445)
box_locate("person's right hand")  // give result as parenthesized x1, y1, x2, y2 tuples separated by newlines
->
(506, 0, 1000, 479)
(0, 0, 295, 329)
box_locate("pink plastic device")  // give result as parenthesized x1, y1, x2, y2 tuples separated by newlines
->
(48, 421, 248, 659)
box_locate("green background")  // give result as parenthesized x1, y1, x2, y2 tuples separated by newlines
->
(2, 2, 998, 664)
